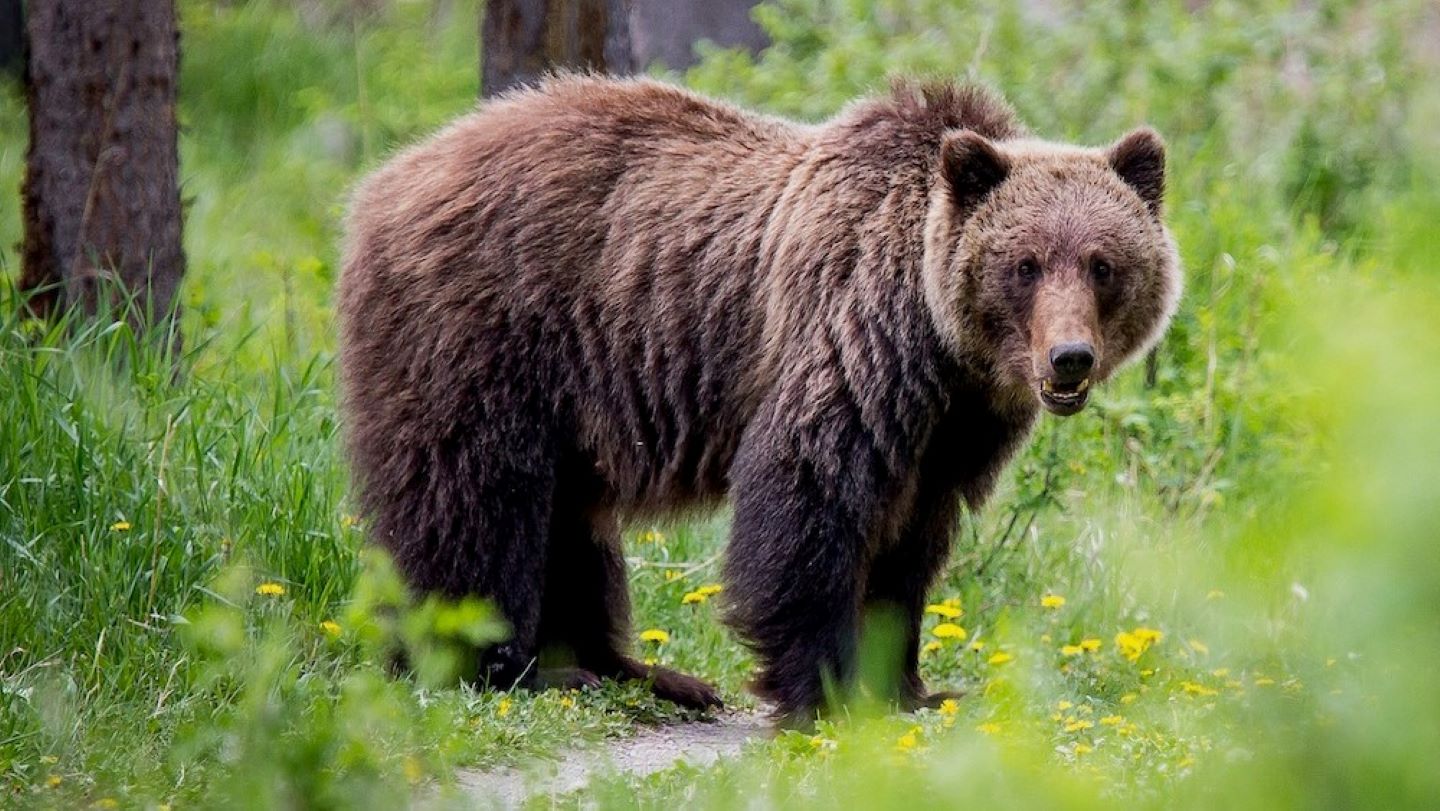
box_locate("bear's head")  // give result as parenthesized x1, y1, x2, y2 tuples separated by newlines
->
(923, 128, 1182, 416)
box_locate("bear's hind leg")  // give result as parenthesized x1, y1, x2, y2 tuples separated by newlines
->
(537, 504, 722, 710)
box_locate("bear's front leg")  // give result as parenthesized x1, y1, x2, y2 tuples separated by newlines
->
(723, 409, 897, 726)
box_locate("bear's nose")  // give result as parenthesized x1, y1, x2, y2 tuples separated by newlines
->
(1049, 341, 1095, 383)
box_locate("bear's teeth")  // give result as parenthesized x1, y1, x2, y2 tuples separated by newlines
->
(1042, 380, 1054, 393)
(1078, 379, 1090, 392)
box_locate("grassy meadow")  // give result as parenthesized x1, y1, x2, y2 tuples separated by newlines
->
(2, 0, 1439, 807)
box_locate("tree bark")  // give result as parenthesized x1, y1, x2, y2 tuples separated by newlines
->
(0, 0, 22, 78)
(20, 0, 185, 333)
(480, 0, 633, 98)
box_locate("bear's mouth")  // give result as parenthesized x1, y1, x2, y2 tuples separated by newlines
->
(1039, 377, 1090, 416)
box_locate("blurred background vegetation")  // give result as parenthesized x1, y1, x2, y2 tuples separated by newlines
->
(1, 0, 1438, 807)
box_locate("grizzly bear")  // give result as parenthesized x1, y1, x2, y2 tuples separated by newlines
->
(338, 75, 1181, 725)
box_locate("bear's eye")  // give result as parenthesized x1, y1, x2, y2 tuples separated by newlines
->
(1092, 259, 1114, 284)
(1015, 259, 1040, 284)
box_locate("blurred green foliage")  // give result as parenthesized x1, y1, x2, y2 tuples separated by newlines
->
(0, 0, 1437, 807)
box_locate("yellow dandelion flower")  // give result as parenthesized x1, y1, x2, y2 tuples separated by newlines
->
(895, 727, 922, 752)
(1120, 723, 1140, 736)
(1254, 676, 1276, 687)
(1060, 644, 1084, 656)
(967, 639, 986, 651)
(1056, 700, 1074, 711)
(643, 656, 657, 666)
(1120, 692, 1139, 705)
(559, 695, 575, 709)
(1188, 639, 1210, 655)
(639, 628, 670, 644)
(663, 569, 682, 581)
(638, 530, 666, 544)
(109, 521, 131, 532)
(1040, 594, 1066, 609)
(681, 591, 708, 605)
(987, 651, 1014, 666)
(931, 622, 967, 640)
(320, 620, 342, 637)
(1140, 668, 1155, 677)
(924, 603, 962, 619)
(46, 775, 62, 788)
(1133, 627, 1163, 644)
(1180, 681, 1219, 697)
(255, 582, 286, 597)
(1077, 704, 1093, 715)
(403, 755, 424, 784)
(1079, 638, 1102, 652)
(922, 640, 943, 655)
(697, 584, 723, 597)
(976, 722, 1001, 735)
(498, 697, 512, 717)
(1115, 627, 1162, 662)
(1073, 743, 1093, 755)
(1099, 714, 1124, 726)
(1064, 719, 1094, 732)
(939, 698, 960, 717)
(340, 514, 360, 530)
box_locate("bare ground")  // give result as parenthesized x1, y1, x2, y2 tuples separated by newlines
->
(451, 711, 770, 808)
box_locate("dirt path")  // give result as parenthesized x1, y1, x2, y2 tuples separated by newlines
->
(452, 711, 769, 807)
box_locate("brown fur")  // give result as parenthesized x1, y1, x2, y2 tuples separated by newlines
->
(338, 74, 1181, 724)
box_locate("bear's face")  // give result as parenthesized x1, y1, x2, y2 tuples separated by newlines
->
(923, 129, 1182, 416)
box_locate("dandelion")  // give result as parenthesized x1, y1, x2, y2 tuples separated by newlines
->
(1180, 681, 1219, 697)
(320, 620, 342, 637)
(895, 727, 922, 752)
(340, 514, 360, 530)
(924, 603, 962, 619)
(932, 622, 967, 640)
(1064, 719, 1094, 732)
(1056, 700, 1074, 711)
(663, 570, 682, 582)
(1060, 644, 1084, 656)
(403, 756, 424, 784)
(643, 656, 657, 666)
(638, 530, 666, 544)
(1254, 676, 1276, 687)
(1115, 627, 1162, 662)
(1120, 692, 1139, 705)
(1100, 715, 1124, 726)
(109, 521, 132, 532)
(46, 775, 62, 788)
(922, 641, 943, 655)
(1040, 594, 1066, 609)
(939, 698, 960, 717)
(987, 651, 1014, 666)
(1187, 639, 1210, 655)
(1079, 638, 1102, 652)
(681, 591, 707, 605)
(684, 585, 723, 603)
(1073, 743, 1093, 755)
(559, 695, 575, 709)
(967, 639, 986, 651)
(498, 697, 512, 717)
(639, 628, 670, 644)
(976, 722, 1001, 735)
(255, 582, 286, 597)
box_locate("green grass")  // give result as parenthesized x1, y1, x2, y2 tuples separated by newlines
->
(2, 0, 1439, 807)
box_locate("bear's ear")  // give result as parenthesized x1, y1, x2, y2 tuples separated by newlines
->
(1108, 127, 1166, 216)
(941, 130, 1010, 213)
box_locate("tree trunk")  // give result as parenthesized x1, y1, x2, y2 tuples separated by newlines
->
(480, 0, 633, 98)
(20, 0, 185, 334)
(0, 0, 22, 78)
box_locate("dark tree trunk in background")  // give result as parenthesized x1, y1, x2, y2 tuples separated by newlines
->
(479, 0, 768, 97)
(0, 0, 22, 78)
(20, 0, 185, 333)
(481, 0, 633, 98)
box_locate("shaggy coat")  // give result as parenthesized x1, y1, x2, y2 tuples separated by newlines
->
(338, 75, 1181, 722)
